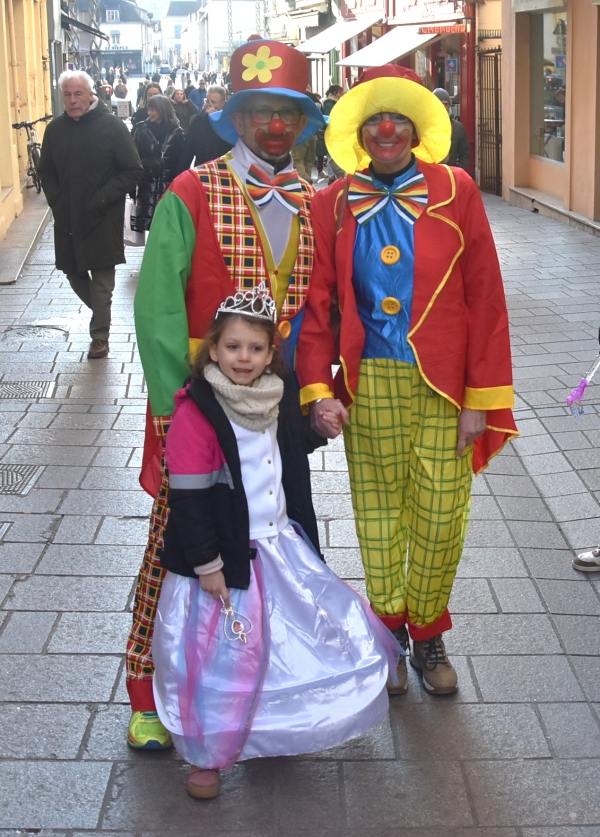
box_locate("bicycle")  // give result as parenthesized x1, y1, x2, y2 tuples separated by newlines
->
(11, 115, 53, 193)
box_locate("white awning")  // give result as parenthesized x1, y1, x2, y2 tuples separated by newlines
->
(337, 23, 445, 66)
(297, 12, 383, 54)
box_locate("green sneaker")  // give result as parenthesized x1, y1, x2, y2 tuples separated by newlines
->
(127, 711, 173, 750)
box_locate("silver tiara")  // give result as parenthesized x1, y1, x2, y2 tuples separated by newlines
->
(216, 281, 277, 323)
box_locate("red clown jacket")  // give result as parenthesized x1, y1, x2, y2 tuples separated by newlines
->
(296, 161, 518, 474)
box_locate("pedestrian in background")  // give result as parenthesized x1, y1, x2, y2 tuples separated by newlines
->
(132, 94, 184, 230)
(432, 88, 471, 171)
(114, 77, 128, 99)
(176, 86, 231, 174)
(38, 70, 143, 359)
(131, 82, 162, 128)
(188, 78, 207, 110)
(170, 88, 199, 133)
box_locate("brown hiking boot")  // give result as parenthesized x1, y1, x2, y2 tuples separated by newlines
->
(387, 625, 409, 695)
(88, 338, 109, 359)
(410, 634, 458, 695)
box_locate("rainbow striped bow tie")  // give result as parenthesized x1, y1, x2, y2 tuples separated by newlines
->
(347, 170, 428, 226)
(245, 164, 304, 214)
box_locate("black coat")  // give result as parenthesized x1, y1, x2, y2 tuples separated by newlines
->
(132, 119, 185, 230)
(176, 111, 233, 175)
(171, 99, 200, 133)
(38, 99, 143, 274)
(162, 373, 323, 589)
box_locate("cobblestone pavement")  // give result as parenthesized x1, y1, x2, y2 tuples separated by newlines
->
(1, 197, 600, 835)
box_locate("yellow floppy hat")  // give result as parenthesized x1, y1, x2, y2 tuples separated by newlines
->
(326, 66, 451, 174)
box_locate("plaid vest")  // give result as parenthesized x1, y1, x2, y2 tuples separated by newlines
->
(195, 159, 314, 319)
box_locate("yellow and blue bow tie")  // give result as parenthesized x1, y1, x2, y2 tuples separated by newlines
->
(347, 170, 428, 225)
(245, 164, 304, 214)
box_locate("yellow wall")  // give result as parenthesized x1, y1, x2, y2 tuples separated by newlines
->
(0, 0, 52, 242)
(503, 0, 600, 222)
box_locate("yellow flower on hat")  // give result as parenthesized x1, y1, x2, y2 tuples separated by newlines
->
(241, 46, 283, 83)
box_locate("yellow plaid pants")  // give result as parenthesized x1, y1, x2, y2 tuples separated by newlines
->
(344, 359, 472, 638)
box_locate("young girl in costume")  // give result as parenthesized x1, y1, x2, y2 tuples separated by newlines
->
(151, 283, 401, 799)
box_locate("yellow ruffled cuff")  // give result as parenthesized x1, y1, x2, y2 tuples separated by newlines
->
(299, 383, 335, 407)
(189, 337, 203, 364)
(463, 386, 514, 411)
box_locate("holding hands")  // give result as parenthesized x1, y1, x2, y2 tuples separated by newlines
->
(310, 398, 349, 439)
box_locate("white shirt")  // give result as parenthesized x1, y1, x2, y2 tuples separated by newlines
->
(228, 139, 297, 267)
(231, 419, 288, 540)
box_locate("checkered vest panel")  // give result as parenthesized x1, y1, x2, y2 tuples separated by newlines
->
(195, 160, 314, 318)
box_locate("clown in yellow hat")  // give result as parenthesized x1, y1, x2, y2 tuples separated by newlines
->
(297, 64, 518, 697)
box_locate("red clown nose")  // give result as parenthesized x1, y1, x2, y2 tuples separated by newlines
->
(268, 118, 286, 135)
(378, 119, 396, 138)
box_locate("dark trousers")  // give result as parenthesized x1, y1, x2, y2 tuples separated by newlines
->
(66, 267, 115, 340)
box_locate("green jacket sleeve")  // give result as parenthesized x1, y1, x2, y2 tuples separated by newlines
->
(134, 189, 197, 417)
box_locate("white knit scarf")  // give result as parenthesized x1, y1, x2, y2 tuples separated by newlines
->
(203, 362, 284, 431)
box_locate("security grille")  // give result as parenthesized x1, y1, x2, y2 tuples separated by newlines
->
(0, 381, 56, 399)
(478, 48, 502, 196)
(0, 465, 45, 496)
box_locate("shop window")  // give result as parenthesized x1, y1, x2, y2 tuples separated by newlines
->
(529, 11, 567, 162)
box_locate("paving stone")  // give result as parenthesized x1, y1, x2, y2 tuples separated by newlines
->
(496, 496, 552, 522)
(464, 520, 514, 548)
(80, 466, 143, 491)
(552, 615, 600, 655)
(519, 452, 571, 476)
(7, 428, 99, 447)
(485, 474, 540, 497)
(1, 514, 60, 543)
(0, 611, 57, 652)
(310, 717, 395, 760)
(0, 542, 43, 573)
(95, 516, 150, 546)
(91, 447, 135, 468)
(83, 704, 175, 762)
(36, 544, 141, 576)
(60, 489, 152, 517)
(485, 454, 527, 476)
(101, 761, 277, 831)
(327, 519, 359, 548)
(471, 655, 584, 702)
(0, 704, 91, 758)
(390, 703, 549, 759)
(450, 578, 498, 613)
(52, 514, 101, 544)
(522, 829, 600, 836)
(308, 493, 355, 519)
(48, 611, 131, 653)
(323, 548, 364, 579)
(0, 654, 120, 701)
(0, 489, 63, 515)
(513, 434, 559, 455)
(456, 548, 529, 578)
(445, 615, 562, 655)
(0, 762, 112, 828)
(491, 578, 545, 613)
(5, 575, 133, 612)
(470, 495, 503, 520)
(310, 472, 351, 493)
(559, 519, 600, 551)
(1, 444, 95, 467)
(532, 471, 590, 497)
(507, 520, 569, 549)
(538, 703, 600, 758)
(37, 465, 86, 489)
(465, 759, 600, 827)
(343, 761, 473, 828)
(537, 579, 600, 615)
(522, 548, 584, 580)
(545, 493, 600, 523)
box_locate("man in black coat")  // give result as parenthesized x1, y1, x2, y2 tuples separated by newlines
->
(175, 86, 232, 174)
(39, 70, 143, 359)
(432, 87, 471, 172)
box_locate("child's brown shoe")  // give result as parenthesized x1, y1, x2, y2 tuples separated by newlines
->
(186, 766, 220, 799)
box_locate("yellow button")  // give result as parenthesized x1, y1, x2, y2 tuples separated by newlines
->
(381, 296, 401, 315)
(380, 245, 400, 265)
(278, 320, 292, 339)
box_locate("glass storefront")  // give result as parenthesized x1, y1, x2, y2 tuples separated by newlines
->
(529, 10, 567, 162)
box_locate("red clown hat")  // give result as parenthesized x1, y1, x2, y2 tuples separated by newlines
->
(210, 39, 325, 144)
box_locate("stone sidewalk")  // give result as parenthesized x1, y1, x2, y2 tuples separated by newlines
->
(1, 197, 600, 835)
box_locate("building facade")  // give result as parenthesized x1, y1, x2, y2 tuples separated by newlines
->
(0, 0, 54, 242)
(502, 0, 600, 228)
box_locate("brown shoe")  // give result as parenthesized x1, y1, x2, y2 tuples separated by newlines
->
(410, 634, 458, 695)
(387, 625, 409, 695)
(186, 766, 220, 799)
(88, 339, 109, 359)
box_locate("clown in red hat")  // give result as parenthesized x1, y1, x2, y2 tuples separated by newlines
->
(297, 65, 518, 696)
(126, 40, 327, 772)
